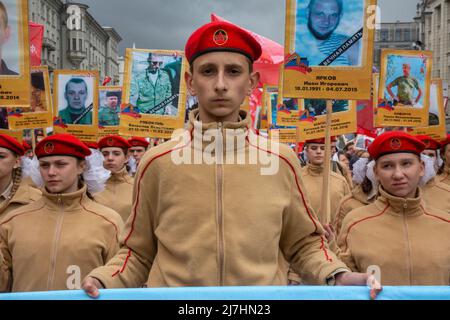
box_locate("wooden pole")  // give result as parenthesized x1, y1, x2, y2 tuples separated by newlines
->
(320, 100, 333, 225)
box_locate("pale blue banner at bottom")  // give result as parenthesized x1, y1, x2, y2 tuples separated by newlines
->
(0, 286, 449, 300)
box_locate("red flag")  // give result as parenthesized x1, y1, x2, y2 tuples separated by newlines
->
(210, 13, 284, 86)
(102, 76, 112, 86)
(29, 22, 43, 66)
(356, 99, 375, 133)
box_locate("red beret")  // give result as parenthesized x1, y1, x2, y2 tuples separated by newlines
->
(440, 134, 450, 149)
(35, 134, 92, 159)
(415, 135, 440, 150)
(128, 137, 149, 148)
(305, 136, 337, 144)
(98, 135, 131, 150)
(368, 131, 425, 160)
(82, 141, 99, 150)
(185, 21, 262, 64)
(0, 134, 25, 156)
(22, 141, 32, 151)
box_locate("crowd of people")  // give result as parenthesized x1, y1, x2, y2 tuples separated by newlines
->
(0, 20, 449, 298)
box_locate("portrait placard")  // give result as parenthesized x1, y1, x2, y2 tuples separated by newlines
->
(0, 0, 31, 106)
(283, 0, 376, 100)
(121, 48, 187, 139)
(376, 49, 432, 127)
(8, 66, 52, 129)
(53, 70, 99, 142)
(98, 86, 122, 137)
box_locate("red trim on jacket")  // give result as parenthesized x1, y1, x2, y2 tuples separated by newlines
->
(421, 205, 450, 223)
(245, 136, 335, 263)
(112, 129, 193, 277)
(80, 200, 120, 239)
(0, 203, 46, 225)
(343, 204, 390, 249)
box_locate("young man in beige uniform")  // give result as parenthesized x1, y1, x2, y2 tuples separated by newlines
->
(82, 21, 380, 298)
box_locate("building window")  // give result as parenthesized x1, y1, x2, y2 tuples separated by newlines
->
(403, 29, 411, 42)
(395, 29, 401, 41)
(73, 38, 77, 51)
(79, 39, 83, 51)
(380, 30, 389, 41)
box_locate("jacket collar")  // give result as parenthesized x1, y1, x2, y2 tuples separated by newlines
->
(187, 109, 251, 153)
(109, 167, 130, 183)
(376, 186, 423, 217)
(305, 163, 323, 176)
(42, 185, 88, 211)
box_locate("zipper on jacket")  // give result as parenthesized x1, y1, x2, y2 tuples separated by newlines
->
(47, 195, 65, 290)
(216, 122, 225, 286)
(402, 200, 413, 285)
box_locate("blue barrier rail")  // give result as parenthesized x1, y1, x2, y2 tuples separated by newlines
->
(1, 286, 449, 300)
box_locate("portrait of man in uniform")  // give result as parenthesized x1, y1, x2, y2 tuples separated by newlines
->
(98, 90, 122, 126)
(0, 0, 19, 75)
(129, 50, 182, 116)
(57, 77, 94, 125)
(30, 71, 47, 112)
(382, 53, 427, 109)
(294, 0, 364, 67)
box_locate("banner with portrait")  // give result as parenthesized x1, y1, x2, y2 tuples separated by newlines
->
(283, 0, 376, 100)
(0, 0, 31, 106)
(409, 79, 447, 140)
(98, 86, 122, 138)
(277, 98, 357, 140)
(262, 85, 278, 129)
(269, 128, 298, 144)
(375, 49, 432, 127)
(52, 70, 99, 142)
(120, 48, 187, 139)
(7, 66, 52, 129)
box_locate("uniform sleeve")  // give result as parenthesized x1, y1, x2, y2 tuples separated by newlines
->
(279, 152, 350, 285)
(87, 158, 159, 288)
(336, 216, 359, 272)
(104, 218, 124, 263)
(0, 224, 12, 292)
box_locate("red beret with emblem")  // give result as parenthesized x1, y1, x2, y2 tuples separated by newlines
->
(368, 131, 425, 160)
(98, 135, 131, 150)
(35, 134, 92, 159)
(128, 137, 149, 148)
(305, 136, 337, 144)
(185, 21, 262, 64)
(415, 135, 440, 150)
(0, 134, 25, 156)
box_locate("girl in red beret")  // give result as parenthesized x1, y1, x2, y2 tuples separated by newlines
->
(0, 134, 123, 292)
(338, 131, 450, 285)
(94, 135, 134, 223)
(0, 134, 41, 219)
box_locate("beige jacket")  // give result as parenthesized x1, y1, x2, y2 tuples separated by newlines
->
(300, 164, 351, 224)
(94, 167, 134, 222)
(338, 187, 450, 285)
(334, 184, 377, 236)
(0, 177, 42, 221)
(0, 185, 123, 292)
(422, 177, 450, 213)
(87, 110, 349, 288)
(437, 166, 450, 186)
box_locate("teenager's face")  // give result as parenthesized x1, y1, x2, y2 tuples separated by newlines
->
(129, 146, 146, 164)
(0, 147, 19, 182)
(305, 143, 325, 166)
(374, 153, 424, 198)
(186, 51, 259, 123)
(39, 156, 84, 194)
(102, 147, 128, 173)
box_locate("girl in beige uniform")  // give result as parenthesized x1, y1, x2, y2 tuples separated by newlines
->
(0, 134, 41, 220)
(338, 132, 450, 285)
(94, 135, 134, 222)
(0, 134, 123, 292)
